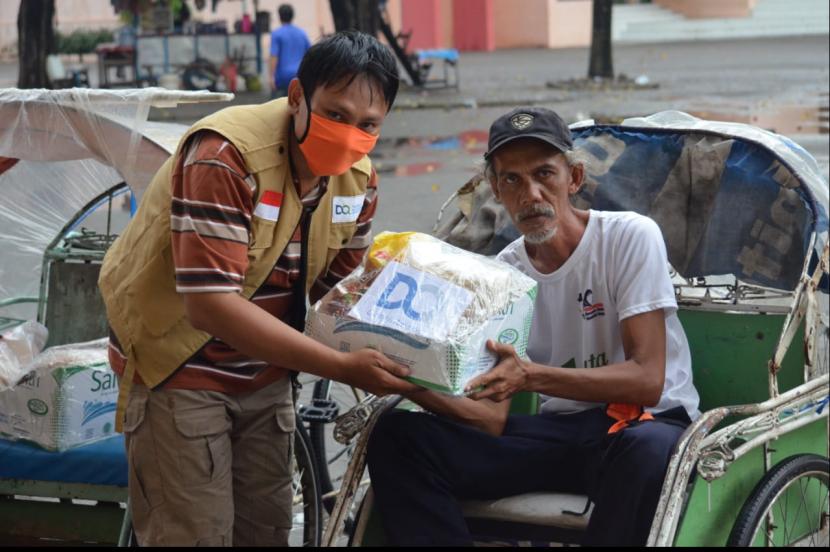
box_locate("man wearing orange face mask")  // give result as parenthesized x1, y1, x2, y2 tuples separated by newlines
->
(98, 31, 420, 546)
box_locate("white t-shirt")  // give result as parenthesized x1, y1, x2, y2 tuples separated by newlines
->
(497, 210, 700, 421)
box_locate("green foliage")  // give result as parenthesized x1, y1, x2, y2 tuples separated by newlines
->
(56, 29, 115, 55)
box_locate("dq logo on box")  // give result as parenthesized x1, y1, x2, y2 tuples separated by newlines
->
(350, 261, 473, 341)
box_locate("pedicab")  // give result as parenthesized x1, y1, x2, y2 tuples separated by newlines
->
(0, 88, 323, 546)
(320, 111, 829, 547)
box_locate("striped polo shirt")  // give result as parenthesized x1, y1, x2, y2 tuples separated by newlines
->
(108, 130, 377, 393)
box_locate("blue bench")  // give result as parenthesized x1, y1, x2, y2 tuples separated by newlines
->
(0, 436, 128, 545)
(415, 48, 460, 90)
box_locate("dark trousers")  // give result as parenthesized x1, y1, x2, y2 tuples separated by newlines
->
(367, 406, 689, 546)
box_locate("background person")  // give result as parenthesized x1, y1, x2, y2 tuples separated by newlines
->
(269, 3, 311, 99)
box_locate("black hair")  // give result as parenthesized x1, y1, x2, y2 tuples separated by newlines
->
(278, 4, 294, 23)
(296, 31, 399, 112)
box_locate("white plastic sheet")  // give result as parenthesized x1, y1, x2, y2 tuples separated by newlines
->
(0, 88, 231, 314)
(0, 321, 48, 390)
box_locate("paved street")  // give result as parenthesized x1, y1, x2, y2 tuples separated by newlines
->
(372, 35, 830, 235)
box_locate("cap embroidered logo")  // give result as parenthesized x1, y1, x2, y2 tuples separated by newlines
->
(510, 113, 534, 130)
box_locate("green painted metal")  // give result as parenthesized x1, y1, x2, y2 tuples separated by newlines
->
(677, 308, 804, 413)
(0, 297, 38, 332)
(0, 479, 126, 502)
(0, 479, 127, 545)
(673, 419, 828, 546)
(0, 316, 25, 333)
(0, 496, 125, 545)
(671, 307, 819, 545)
(509, 391, 539, 415)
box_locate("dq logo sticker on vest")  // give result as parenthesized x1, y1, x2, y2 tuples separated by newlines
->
(348, 261, 473, 341)
(332, 194, 366, 224)
(253, 191, 283, 222)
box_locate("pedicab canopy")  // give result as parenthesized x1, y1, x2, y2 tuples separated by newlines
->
(441, 111, 828, 294)
(0, 88, 232, 314)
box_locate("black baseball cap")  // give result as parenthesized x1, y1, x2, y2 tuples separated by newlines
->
(484, 107, 573, 160)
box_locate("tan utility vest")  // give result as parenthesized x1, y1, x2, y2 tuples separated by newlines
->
(98, 98, 372, 431)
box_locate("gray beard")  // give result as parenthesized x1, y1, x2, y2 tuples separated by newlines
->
(516, 204, 557, 244)
(523, 226, 557, 244)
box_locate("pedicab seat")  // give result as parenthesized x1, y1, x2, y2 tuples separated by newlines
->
(459, 391, 593, 538)
(461, 491, 593, 530)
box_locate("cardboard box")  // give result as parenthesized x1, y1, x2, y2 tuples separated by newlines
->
(306, 233, 537, 395)
(0, 339, 118, 451)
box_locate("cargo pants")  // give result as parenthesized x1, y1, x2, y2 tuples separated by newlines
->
(123, 378, 295, 546)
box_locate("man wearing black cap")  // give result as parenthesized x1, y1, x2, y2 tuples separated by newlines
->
(366, 107, 700, 546)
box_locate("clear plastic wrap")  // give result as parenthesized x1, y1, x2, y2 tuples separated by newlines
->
(0, 88, 231, 316)
(0, 337, 117, 451)
(305, 232, 538, 394)
(0, 320, 48, 391)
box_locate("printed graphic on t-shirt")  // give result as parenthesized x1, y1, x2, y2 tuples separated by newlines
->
(578, 288, 605, 320)
(563, 353, 608, 369)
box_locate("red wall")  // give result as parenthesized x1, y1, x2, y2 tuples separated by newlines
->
(400, 0, 443, 50)
(452, 0, 495, 51)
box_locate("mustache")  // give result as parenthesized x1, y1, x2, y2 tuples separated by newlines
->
(517, 204, 556, 222)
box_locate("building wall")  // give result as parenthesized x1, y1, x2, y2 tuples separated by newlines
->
(400, 0, 593, 51)
(547, 0, 592, 48)
(655, 0, 757, 19)
(400, 0, 444, 50)
(440, 0, 454, 48)
(1, 0, 403, 59)
(493, 0, 550, 49)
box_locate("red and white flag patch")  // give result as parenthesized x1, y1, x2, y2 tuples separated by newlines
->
(253, 191, 283, 221)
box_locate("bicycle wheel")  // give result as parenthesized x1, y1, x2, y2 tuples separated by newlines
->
(306, 379, 367, 511)
(291, 422, 323, 547)
(727, 453, 829, 546)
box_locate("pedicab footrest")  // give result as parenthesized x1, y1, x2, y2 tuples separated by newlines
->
(461, 491, 593, 531)
(298, 398, 340, 423)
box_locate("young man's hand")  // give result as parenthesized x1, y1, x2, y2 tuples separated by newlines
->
(338, 348, 422, 397)
(465, 340, 530, 402)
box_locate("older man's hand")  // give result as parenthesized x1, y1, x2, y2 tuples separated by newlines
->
(465, 340, 529, 402)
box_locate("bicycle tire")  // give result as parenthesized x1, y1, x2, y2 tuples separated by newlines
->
(309, 378, 335, 505)
(727, 453, 829, 547)
(293, 422, 323, 547)
(309, 378, 367, 512)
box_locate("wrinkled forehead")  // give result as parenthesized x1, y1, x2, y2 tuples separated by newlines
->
(491, 138, 566, 171)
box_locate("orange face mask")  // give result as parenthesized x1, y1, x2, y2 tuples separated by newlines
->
(298, 112, 379, 176)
